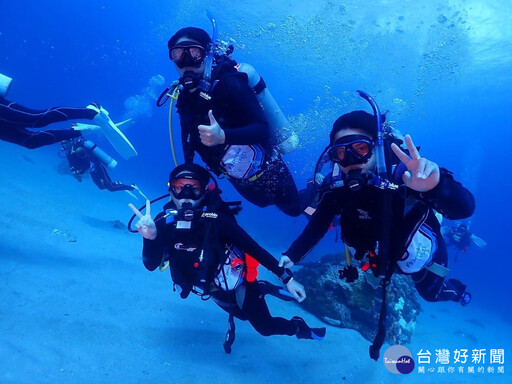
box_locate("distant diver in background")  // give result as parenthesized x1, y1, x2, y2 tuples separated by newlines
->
(163, 24, 314, 217)
(129, 163, 326, 353)
(61, 134, 145, 199)
(442, 222, 487, 261)
(0, 72, 137, 159)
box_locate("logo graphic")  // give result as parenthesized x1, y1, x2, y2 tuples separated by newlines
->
(174, 243, 197, 252)
(201, 212, 218, 219)
(383, 345, 415, 374)
(357, 209, 371, 220)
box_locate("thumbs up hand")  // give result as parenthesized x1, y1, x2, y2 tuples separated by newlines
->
(198, 110, 225, 147)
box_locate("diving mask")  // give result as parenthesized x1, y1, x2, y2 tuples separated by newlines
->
(170, 41, 206, 69)
(329, 134, 374, 167)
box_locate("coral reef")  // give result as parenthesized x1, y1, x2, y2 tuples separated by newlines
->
(294, 252, 421, 344)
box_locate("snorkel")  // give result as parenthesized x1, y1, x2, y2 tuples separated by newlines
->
(198, 11, 218, 93)
(356, 90, 387, 178)
(355, 90, 393, 362)
(310, 91, 400, 361)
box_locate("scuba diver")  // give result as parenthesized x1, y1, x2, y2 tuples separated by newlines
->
(442, 222, 487, 261)
(163, 24, 314, 217)
(61, 136, 140, 196)
(129, 163, 326, 353)
(280, 102, 475, 360)
(0, 72, 136, 158)
(282, 109, 474, 305)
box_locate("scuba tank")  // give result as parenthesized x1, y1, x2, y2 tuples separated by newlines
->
(0, 72, 13, 98)
(236, 63, 299, 155)
(83, 140, 118, 169)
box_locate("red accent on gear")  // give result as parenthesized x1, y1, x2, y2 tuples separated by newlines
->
(244, 253, 259, 282)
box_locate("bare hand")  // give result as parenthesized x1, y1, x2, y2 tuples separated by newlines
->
(198, 110, 225, 146)
(279, 255, 295, 268)
(285, 279, 306, 302)
(128, 200, 157, 240)
(391, 134, 440, 192)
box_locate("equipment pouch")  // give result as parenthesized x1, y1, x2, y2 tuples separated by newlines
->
(221, 145, 264, 179)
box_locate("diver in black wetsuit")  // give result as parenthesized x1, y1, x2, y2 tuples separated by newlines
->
(281, 111, 475, 306)
(167, 27, 313, 217)
(0, 97, 100, 148)
(61, 137, 135, 193)
(441, 222, 487, 262)
(129, 163, 325, 351)
(0, 73, 119, 149)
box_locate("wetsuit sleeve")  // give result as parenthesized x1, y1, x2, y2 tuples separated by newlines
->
(416, 168, 475, 220)
(284, 194, 337, 264)
(142, 212, 168, 271)
(216, 213, 284, 277)
(214, 75, 270, 145)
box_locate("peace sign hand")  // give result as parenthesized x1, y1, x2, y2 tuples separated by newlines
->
(391, 134, 440, 192)
(128, 200, 157, 240)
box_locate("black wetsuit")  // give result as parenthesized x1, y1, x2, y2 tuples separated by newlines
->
(65, 139, 133, 192)
(444, 226, 472, 251)
(142, 207, 297, 337)
(285, 168, 475, 303)
(0, 97, 96, 148)
(176, 64, 313, 216)
(89, 162, 133, 192)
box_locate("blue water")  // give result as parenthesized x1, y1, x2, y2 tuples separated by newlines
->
(1, 0, 511, 382)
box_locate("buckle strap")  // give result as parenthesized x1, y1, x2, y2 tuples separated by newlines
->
(425, 262, 450, 277)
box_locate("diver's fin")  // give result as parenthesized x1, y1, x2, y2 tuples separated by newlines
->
(87, 103, 138, 160)
(470, 234, 487, 248)
(74, 118, 134, 132)
(116, 118, 135, 130)
(291, 316, 326, 341)
(124, 190, 138, 199)
(131, 184, 149, 201)
(257, 280, 295, 301)
(223, 313, 236, 354)
(310, 327, 327, 341)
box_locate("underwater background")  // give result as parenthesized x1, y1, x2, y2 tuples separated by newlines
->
(1, 0, 511, 383)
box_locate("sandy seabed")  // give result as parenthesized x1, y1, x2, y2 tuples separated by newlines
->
(1, 141, 510, 384)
